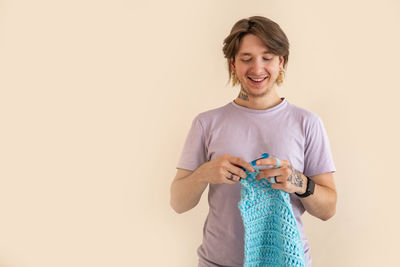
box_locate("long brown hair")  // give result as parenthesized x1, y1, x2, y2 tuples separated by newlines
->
(222, 16, 290, 86)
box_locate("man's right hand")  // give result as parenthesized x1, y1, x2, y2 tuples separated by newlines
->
(194, 154, 255, 185)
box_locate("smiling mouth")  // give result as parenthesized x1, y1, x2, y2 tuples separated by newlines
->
(248, 76, 268, 84)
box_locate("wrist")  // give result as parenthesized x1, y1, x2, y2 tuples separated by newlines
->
(295, 174, 307, 194)
(295, 175, 315, 198)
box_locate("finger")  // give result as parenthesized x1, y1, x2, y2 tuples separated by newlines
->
(269, 176, 277, 184)
(225, 171, 240, 181)
(229, 155, 255, 173)
(256, 171, 286, 184)
(256, 168, 285, 179)
(256, 174, 279, 183)
(270, 174, 286, 183)
(223, 171, 237, 185)
(231, 174, 241, 182)
(225, 163, 248, 179)
(255, 158, 276, 168)
(256, 158, 289, 168)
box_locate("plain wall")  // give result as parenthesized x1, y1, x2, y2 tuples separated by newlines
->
(1, 0, 399, 266)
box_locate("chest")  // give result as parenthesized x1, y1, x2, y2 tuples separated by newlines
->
(205, 118, 306, 172)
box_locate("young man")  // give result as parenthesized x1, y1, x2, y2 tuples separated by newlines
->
(170, 16, 337, 267)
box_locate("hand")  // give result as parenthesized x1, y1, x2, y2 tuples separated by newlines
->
(254, 157, 307, 194)
(195, 154, 255, 185)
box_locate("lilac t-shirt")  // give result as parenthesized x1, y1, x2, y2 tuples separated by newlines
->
(176, 98, 336, 267)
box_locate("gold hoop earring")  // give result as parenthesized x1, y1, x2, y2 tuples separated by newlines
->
(277, 70, 285, 84)
(232, 71, 240, 86)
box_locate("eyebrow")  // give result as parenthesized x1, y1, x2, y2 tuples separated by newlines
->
(238, 51, 273, 56)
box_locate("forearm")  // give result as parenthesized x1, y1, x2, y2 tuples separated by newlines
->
(170, 171, 209, 214)
(298, 174, 337, 221)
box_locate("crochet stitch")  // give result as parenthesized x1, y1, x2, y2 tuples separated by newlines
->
(238, 153, 306, 267)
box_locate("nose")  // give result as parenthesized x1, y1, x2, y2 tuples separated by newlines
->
(250, 58, 266, 75)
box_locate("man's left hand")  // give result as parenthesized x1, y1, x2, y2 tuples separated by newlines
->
(255, 157, 307, 194)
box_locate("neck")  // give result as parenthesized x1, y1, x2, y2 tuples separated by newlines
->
(234, 85, 283, 110)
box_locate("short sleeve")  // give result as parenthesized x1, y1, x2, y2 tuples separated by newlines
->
(303, 115, 336, 177)
(176, 115, 207, 171)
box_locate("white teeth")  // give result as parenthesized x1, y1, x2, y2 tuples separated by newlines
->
(248, 76, 267, 82)
(249, 76, 267, 82)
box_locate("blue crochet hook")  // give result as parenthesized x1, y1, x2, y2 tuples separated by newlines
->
(250, 153, 270, 167)
(240, 153, 269, 174)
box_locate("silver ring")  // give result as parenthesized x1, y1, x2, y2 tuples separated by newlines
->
(270, 176, 277, 184)
(229, 173, 234, 180)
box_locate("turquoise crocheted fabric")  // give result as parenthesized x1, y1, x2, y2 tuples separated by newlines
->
(238, 153, 306, 267)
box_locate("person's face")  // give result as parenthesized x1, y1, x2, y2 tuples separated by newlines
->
(231, 34, 284, 97)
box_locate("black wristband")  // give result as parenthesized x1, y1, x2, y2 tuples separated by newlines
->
(295, 176, 315, 198)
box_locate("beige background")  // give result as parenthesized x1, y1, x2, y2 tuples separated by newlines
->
(0, 0, 399, 266)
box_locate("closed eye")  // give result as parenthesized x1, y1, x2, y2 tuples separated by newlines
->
(241, 58, 272, 63)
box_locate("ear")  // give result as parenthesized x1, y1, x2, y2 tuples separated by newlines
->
(230, 58, 235, 71)
(279, 56, 285, 69)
